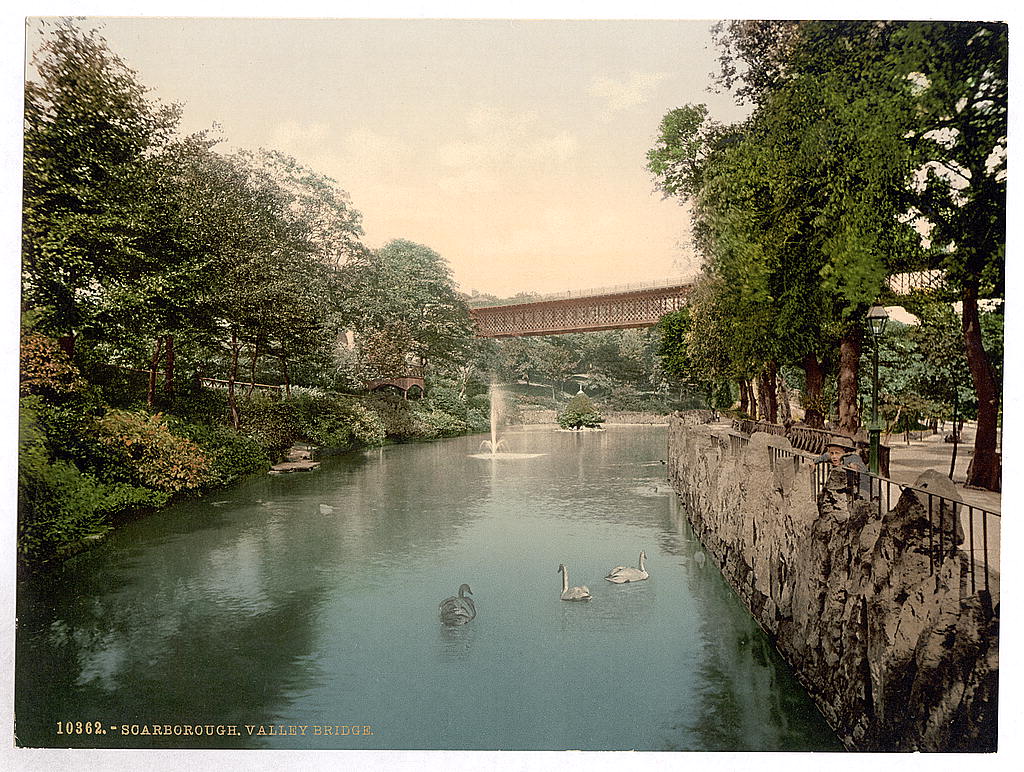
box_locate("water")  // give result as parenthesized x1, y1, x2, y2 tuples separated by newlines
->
(15, 425, 841, 751)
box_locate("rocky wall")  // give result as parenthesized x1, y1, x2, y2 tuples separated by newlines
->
(667, 419, 998, 752)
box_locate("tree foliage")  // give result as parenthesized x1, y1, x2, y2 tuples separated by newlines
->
(341, 239, 475, 370)
(649, 21, 1004, 469)
(557, 393, 604, 430)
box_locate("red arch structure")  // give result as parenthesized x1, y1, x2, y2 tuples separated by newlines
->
(470, 280, 693, 338)
(364, 365, 426, 399)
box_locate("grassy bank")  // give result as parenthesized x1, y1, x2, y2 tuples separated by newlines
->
(17, 333, 491, 573)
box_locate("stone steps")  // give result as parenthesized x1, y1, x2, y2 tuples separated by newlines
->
(269, 444, 320, 475)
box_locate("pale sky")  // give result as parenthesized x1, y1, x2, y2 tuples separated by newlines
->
(25, 17, 753, 297)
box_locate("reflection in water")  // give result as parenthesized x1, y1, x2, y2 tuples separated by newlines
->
(439, 622, 478, 660)
(17, 426, 839, 751)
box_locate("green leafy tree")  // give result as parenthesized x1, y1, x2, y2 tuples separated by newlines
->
(557, 393, 604, 430)
(341, 240, 474, 374)
(894, 23, 1007, 489)
(651, 22, 928, 432)
(22, 19, 181, 357)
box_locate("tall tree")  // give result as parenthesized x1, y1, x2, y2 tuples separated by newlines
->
(651, 22, 922, 433)
(341, 239, 474, 373)
(22, 19, 181, 356)
(894, 22, 1007, 490)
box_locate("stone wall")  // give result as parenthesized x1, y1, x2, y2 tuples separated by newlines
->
(667, 419, 998, 751)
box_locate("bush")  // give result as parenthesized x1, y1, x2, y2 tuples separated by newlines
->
(558, 394, 605, 430)
(364, 394, 428, 441)
(171, 383, 230, 425)
(97, 409, 210, 493)
(168, 418, 270, 486)
(236, 393, 303, 459)
(18, 406, 169, 565)
(415, 406, 469, 438)
(20, 331, 86, 399)
(305, 398, 386, 449)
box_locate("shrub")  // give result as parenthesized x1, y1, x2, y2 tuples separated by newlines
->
(168, 418, 269, 486)
(416, 406, 469, 438)
(236, 393, 303, 459)
(364, 394, 429, 441)
(21, 393, 107, 470)
(18, 406, 168, 565)
(97, 409, 210, 493)
(305, 398, 386, 449)
(558, 394, 605, 430)
(20, 331, 86, 399)
(171, 383, 230, 425)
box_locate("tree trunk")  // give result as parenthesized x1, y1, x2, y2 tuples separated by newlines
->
(57, 333, 75, 361)
(837, 326, 862, 436)
(801, 353, 826, 428)
(228, 330, 241, 430)
(738, 378, 749, 416)
(778, 372, 792, 422)
(962, 282, 1001, 490)
(246, 338, 262, 398)
(147, 337, 164, 409)
(949, 396, 959, 481)
(755, 371, 768, 422)
(763, 360, 779, 424)
(280, 354, 291, 399)
(746, 378, 758, 420)
(163, 335, 175, 399)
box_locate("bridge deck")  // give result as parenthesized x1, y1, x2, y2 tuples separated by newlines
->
(470, 281, 692, 337)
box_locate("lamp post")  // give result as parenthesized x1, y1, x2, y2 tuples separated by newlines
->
(866, 304, 890, 474)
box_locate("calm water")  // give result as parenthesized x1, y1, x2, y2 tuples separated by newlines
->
(16, 425, 841, 751)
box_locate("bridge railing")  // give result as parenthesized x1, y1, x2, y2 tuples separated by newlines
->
(198, 376, 283, 396)
(470, 276, 693, 308)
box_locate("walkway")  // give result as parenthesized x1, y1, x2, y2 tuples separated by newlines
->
(884, 424, 1000, 511)
(719, 418, 1001, 596)
(884, 425, 1000, 594)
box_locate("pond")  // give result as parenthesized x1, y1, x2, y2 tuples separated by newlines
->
(15, 425, 841, 751)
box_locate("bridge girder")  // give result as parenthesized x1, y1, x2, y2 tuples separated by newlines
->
(470, 283, 692, 338)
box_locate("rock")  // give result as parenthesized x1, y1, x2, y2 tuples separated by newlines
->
(666, 417, 998, 752)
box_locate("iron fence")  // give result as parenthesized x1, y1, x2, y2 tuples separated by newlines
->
(786, 449, 997, 596)
(734, 419, 890, 477)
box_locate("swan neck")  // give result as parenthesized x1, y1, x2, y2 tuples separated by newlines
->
(639, 552, 646, 571)
(561, 568, 569, 593)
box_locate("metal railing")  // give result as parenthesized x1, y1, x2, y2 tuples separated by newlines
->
(470, 276, 694, 308)
(801, 452, 997, 596)
(198, 376, 283, 396)
(734, 419, 890, 476)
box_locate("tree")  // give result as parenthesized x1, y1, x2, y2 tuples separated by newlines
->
(894, 22, 1007, 490)
(22, 19, 181, 357)
(557, 393, 604, 430)
(535, 341, 579, 400)
(651, 22, 925, 433)
(341, 239, 475, 373)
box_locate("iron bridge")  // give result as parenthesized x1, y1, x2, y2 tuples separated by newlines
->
(470, 279, 693, 337)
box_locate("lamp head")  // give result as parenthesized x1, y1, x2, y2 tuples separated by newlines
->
(867, 304, 889, 337)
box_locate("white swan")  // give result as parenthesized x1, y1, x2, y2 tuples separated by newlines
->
(439, 583, 476, 626)
(558, 564, 592, 601)
(605, 550, 649, 583)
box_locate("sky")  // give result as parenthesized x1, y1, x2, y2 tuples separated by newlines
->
(24, 16, 753, 298)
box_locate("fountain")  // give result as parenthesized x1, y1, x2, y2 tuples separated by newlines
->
(469, 383, 544, 460)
